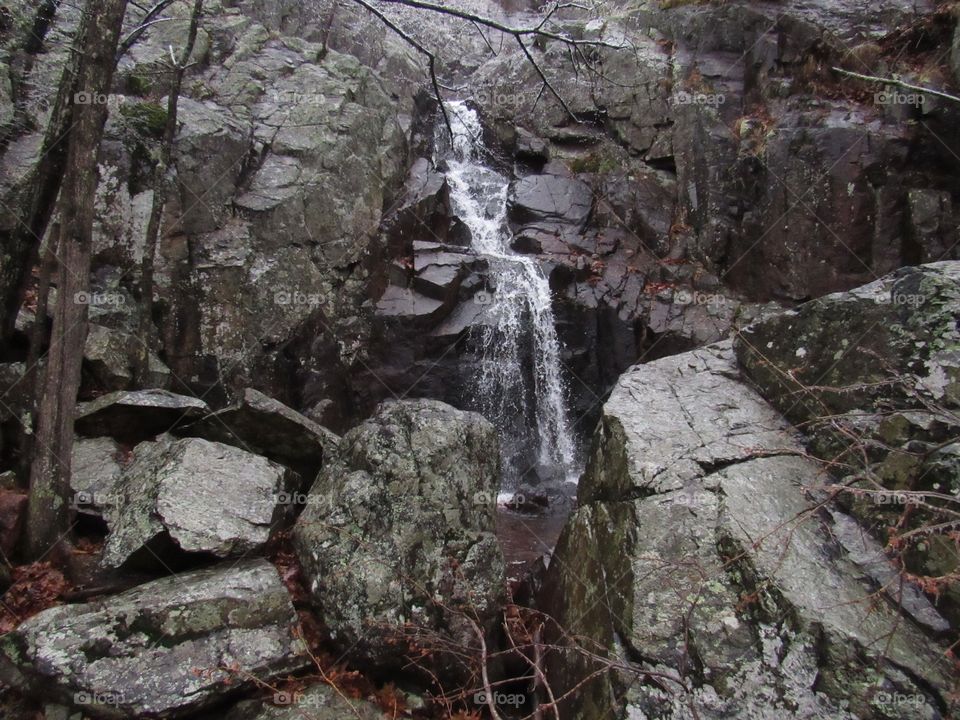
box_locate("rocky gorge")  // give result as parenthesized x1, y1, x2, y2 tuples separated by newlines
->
(0, 0, 958, 718)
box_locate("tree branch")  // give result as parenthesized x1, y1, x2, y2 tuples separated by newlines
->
(831, 66, 960, 105)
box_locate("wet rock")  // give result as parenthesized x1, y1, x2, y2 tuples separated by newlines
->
(184, 388, 339, 479)
(101, 435, 294, 569)
(382, 157, 454, 257)
(293, 399, 505, 678)
(507, 173, 592, 228)
(736, 261, 960, 622)
(542, 341, 955, 719)
(0, 559, 309, 718)
(74, 390, 210, 443)
(374, 285, 447, 325)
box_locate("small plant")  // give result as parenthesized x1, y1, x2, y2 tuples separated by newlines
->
(119, 101, 168, 140)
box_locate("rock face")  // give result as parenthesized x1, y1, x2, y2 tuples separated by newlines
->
(0, 559, 309, 719)
(292, 399, 505, 677)
(508, 173, 593, 227)
(102, 435, 293, 569)
(184, 388, 339, 479)
(542, 342, 955, 719)
(736, 261, 960, 622)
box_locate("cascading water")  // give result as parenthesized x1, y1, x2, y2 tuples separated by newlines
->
(436, 101, 576, 484)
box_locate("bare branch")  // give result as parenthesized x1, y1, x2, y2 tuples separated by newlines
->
(831, 66, 960, 105)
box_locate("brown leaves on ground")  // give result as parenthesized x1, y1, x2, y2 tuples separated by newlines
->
(0, 561, 70, 633)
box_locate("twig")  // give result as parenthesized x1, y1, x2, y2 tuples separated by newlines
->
(831, 66, 960, 105)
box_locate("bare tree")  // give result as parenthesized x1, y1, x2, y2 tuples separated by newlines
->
(25, 0, 130, 560)
(135, 0, 205, 385)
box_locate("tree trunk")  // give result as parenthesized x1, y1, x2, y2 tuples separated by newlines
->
(25, 0, 129, 561)
(136, 0, 204, 385)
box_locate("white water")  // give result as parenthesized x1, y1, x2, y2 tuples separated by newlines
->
(437, 101, 575, 479)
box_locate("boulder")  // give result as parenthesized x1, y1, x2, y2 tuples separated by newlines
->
(101, 435, 294, 569)
(70, 437, 126, 518)
(542, 342, 955, 719)
(292, 399, 505, 677)
(83, 324, 171, 393)
(75, 390, 210, 442)
(0, 559, 310, 718)
(184, 388, 339, 479)
(735, 261, 960, 622)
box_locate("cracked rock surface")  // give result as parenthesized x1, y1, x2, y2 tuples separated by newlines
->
(0, 559, 309, 719)
(541, 341, 955, 719)
(292, 398, 506, 680)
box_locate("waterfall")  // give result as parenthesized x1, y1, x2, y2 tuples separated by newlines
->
(436, 101, 576, 483)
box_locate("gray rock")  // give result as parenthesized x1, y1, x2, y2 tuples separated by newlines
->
(75, 390, 210, 442)
(225, 682, 388, 719)
(83, 324, 171, 393)
(102, 435, 293, 569)
(173, 98, 249, 235)
(184, 388, 339, 478)
(0, 559, 309, 719)
(508, 174, 592, 228)
(293, 399, 505, 677)
(542, 341, 955, 719)
(70, 437, 126, 517)
(735, 261, 960, 624)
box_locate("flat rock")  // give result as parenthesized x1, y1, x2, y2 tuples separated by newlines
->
(0, 559, 309, 719)
(184, 388, 339, 478)
(102, 435, 293, 569)
(507, 174, 592, 227)
(75, 390, 210, 443)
